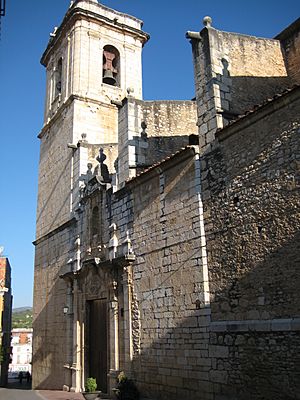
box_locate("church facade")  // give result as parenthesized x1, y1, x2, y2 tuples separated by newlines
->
(33, 1, 300, 399)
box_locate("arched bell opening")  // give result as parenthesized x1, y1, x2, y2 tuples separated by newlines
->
(102, 45, 120, 87)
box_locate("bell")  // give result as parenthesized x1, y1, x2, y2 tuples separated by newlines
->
(103, 69, 116, 86)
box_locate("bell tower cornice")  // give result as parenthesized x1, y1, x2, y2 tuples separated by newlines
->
(41, 1, 150, 67)
(37, 93, 117, 139)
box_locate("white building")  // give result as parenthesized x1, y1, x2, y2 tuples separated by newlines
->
(9, 328, 32, 374)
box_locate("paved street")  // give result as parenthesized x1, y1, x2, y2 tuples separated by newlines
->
(38, 391, 83, 400)
(0, 388, 44, 400)
(0, 388, 84, 400)
(0, 379, 84, 400)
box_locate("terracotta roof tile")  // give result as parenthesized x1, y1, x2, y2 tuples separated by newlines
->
(125, 146, 196, 184)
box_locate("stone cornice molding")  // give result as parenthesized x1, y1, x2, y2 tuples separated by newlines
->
(115, 146, 198, 197)
(38, 94, 117, 139)
(33, 217, 77, 246)
(41, 4, 149, 66)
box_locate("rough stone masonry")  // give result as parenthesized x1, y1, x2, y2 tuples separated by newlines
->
(33, 3, 300, 400)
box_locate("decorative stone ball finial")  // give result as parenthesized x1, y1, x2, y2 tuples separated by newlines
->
(203, 16, 212, 28)
(127, 87, 134, 96)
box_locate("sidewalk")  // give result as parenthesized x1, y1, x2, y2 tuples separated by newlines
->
(6, 378, 85, 399)
(37, 390, 84, 400)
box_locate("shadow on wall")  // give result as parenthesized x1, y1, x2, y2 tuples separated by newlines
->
(31, 229, 300, 398)
(32, 274, 72, 390)
(32, 112, 299, 399)
(228, 75, 291, 116)
(127, 134, 198, 175)
(211, 58, 291, 120)
(127, 111, 300, 400)
(36, 152, 73, 234)
(31, 133, 197, 391)
(129, 230, 300, 400)
(202, 109, 300, 321)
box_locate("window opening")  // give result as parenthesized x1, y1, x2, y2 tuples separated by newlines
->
(55, 58, 62, 96)
(91, 206, 99, 236)
(103, 45, 120, 86)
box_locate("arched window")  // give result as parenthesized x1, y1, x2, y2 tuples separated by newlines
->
(91, 206, 99, 236)
(102, 45, 120, 87)
(55, 58, 62, 97)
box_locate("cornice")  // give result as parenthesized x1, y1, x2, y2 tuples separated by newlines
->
(41, 5, 149, 66)
(33, 217, 77, 246)
(38, 94, 117, 139)
(115, 146, 198, 198)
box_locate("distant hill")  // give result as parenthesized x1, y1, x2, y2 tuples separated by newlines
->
(13, 307, 32, 313)
(12, 307, 33, 329)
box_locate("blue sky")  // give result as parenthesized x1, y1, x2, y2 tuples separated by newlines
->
(0, 0, 299, 308)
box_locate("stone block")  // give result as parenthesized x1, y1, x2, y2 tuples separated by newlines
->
(209, 345, 229, 358)
(271, 319, 292, 331)
(209, 370, 228, 384)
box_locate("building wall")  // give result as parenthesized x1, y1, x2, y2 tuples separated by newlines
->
(36, 103, 74, 239)
(201, 90, 300, 399)
(277, 18, 300, 85)
(34, 1, 148, 389)
(118, 99, 197, 184)
(108, 148, 212, 399)
(10, 329, 33, 374)
(0, 257, 12, 387)
(36, 0, 148, 239)
(207, 28, 289, 115)
(33, 3, 300, 398)
(33, 224, 75, 389)
(189, 25, 290, 154)
(42, 1, 146, 124)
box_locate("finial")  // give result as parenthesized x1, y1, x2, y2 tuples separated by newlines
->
(127, 87, 134, 96)
(96, 148, 106, 164)
(203, 16, 212, 28)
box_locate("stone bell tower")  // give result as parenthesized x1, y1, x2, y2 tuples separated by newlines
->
(33, 0, 149, 390)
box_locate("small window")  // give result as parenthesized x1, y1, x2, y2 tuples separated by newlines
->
(91, 206, 99, 236)
(103, 45, 120, 86)
(189, 134, 199, 145)
(55, 58, 62, 96)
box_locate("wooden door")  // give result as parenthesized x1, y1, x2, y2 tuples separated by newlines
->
(89, 299, 108, 393)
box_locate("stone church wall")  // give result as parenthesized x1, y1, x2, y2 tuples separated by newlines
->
(276, 18, 300, 85)
(190, 26, 290, 154)
(73, 99, 118, 146)
(36, 102, 74, 239)
(203, 92, 300, 321)
(203, 27, 289, 117)
(33, 222, 75, 389)
(111, 148, 213, 399)
(117, 98, 197, 184)
(201, 90, 300, 399)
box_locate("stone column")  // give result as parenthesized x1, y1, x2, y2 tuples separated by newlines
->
(71, 278, 82, 392)
(108, 281, 119, 395)
(122, 265, 133, 374)
(63, 279, 73, 390)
